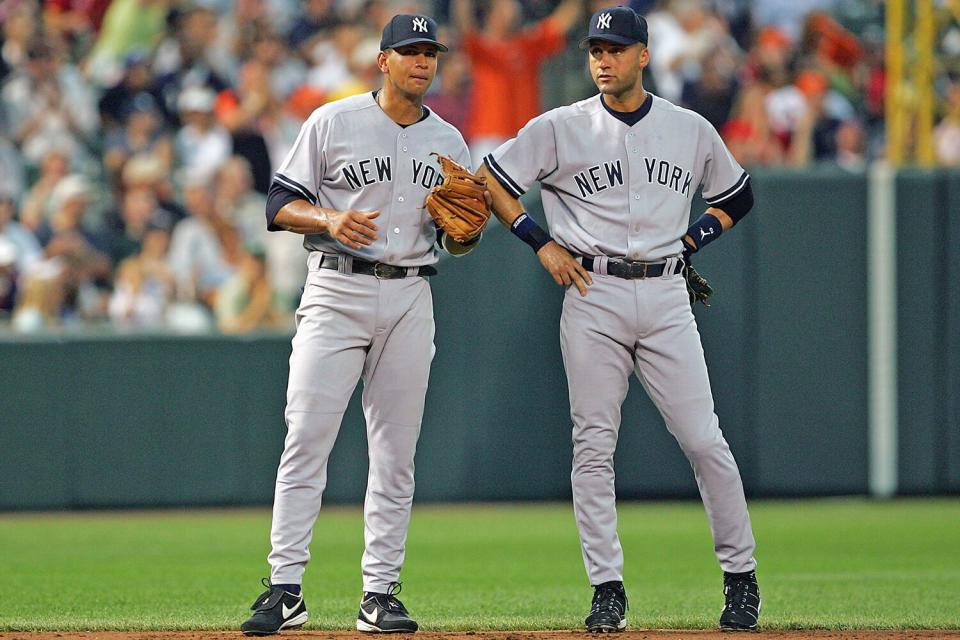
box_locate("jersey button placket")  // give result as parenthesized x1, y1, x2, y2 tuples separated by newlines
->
(626, 134, 644, 259)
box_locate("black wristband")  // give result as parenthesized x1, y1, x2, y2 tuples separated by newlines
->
(511, 212, 552, 253)
(684, 212, 723, 253)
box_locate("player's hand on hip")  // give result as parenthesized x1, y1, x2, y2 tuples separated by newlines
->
(537, 241, 593, 296)
(327, 210, 380, 249)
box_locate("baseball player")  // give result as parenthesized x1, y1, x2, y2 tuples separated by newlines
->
(478, 5, 761, 632)
(241, 15, 478, 636)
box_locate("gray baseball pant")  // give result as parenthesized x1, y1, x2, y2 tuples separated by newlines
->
(561, 271, 756, 585)
(268, 258, 434, 593)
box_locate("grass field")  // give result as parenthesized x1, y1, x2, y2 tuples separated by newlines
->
(0, 499, 958, 632)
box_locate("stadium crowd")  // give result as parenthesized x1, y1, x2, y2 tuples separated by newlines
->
(1, 0, 958, 332)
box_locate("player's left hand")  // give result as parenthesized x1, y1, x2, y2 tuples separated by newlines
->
(537, 241, 593, 296)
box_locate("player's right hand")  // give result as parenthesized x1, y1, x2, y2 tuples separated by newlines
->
(537, 241, 593, 296)
(327, 210, 380, 249)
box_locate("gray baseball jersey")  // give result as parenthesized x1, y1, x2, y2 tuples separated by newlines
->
(267, 92, 471, 595)
(485, 94, 748, 260)
(273, 92, 472, 266)
(486, 93, 757, 585)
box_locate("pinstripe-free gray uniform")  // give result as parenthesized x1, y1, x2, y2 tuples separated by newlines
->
(485, 93, 757, 585)
(269, 92, 470, 593)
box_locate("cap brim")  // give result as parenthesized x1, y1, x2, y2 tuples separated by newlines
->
(578, 35, 641, 49)
(383, 38, 449, 52)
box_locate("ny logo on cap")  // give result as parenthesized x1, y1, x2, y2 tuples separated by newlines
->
(412, 17, 428, 32)
(597, 13, 612, 29)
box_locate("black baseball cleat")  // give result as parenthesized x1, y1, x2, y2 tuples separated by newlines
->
(241, 578, 308, 636)
(585, 580, 628, 632)
(719, 571, 761, 631)
(356, 582, 418, 633)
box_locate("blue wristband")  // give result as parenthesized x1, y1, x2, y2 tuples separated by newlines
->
(511, 212, 552, 253)
(684, 212, 723, 254)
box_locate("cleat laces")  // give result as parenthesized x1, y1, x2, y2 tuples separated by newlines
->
(591, 582, 627, 617)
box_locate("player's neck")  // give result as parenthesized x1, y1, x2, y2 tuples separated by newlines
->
(376, 86, 425, 126)
(603, 86, 647, 113)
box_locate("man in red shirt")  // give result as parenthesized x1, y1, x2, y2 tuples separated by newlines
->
(452, 0, 583, 165)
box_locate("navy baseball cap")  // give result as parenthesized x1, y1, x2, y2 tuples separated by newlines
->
(380, 14, 448, 52)
(578, 6, 649, 49)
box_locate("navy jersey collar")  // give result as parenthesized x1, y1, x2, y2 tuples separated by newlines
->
(600, 92, 652, 127)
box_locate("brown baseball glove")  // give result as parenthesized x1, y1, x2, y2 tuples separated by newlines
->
(424, 153, 490, 244)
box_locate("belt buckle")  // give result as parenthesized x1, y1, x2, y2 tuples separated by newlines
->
(373, 262, 391, 279)
(639, 262, 648, 279)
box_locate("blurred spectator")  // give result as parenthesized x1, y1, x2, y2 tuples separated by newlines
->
(40, 175, 112, 321)
(19, 150, 71, 234)
(1, 41, 99, 167)
(833, 118, 866, 171)
(752, 0, 838, 42)
(121, 153, 189, 224)
(287, 0, 340, 53)
(680, 43, 739, 129)
(0, 237, 17, 316)
(452, 0, 583, 165)
(722, 71, 785, 166)
(0, 135, 26, 201)
(175, 85, 231, 184)
(1, 2, 39, 83)
(646, 0, 739, 104)
(153, 6, 230, 125)
(303, 23, 374, 98)
(108, 226, 175, 328)
(769, 69, 855, 164)
(84, 0, 169, 87)
(102, 90, 173, 180)
(214, 156, 266, 245)
(211, 155, 304, 312)
(250, 31, 307, 102)
(426, 49, 471, 133)
(44, 0, 113, 55)
(0, 196, 43, 274)
(935, 81, 960, 166)
(215, 58, 287, 193)
(98, 51, 162, 131)
(167, 180, 233, 306)
(103, 186, 174, 264)
(215, 247, 275, 333)
(12, 259, 67, 332)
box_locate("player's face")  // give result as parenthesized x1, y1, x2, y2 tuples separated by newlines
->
(380, 43, 440, 99)
(588, 41, 649, 98)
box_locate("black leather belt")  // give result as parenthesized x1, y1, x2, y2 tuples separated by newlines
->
(579, 255, 683, 279)
(318, 254, 437, 279)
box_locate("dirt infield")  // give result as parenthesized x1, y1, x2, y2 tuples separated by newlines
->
(3, 631, 960, 639)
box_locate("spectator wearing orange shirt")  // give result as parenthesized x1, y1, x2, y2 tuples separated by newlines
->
(452, 0, 583, 166)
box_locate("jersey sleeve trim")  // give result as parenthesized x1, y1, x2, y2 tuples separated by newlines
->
(705, 171, 749, 206)
(274, 173, 317, 205)
(483, 154, 525, 199)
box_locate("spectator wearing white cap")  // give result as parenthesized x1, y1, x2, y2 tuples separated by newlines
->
(175, 85, 232, 184)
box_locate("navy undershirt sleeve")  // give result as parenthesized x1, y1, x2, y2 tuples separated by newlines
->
(266, 180, 306, 231)
(712, 179, 753, 223)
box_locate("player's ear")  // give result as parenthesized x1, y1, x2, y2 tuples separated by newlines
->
(377, 50, 389, 73)
(638, 44, 650, 69)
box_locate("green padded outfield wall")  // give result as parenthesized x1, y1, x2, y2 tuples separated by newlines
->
(1, 169, 957, 510)
(896, 170, 960, 494)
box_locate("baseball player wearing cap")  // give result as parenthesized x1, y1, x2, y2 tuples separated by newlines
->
(479, 5, 760, 633)
(241, 15, 477, 636)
